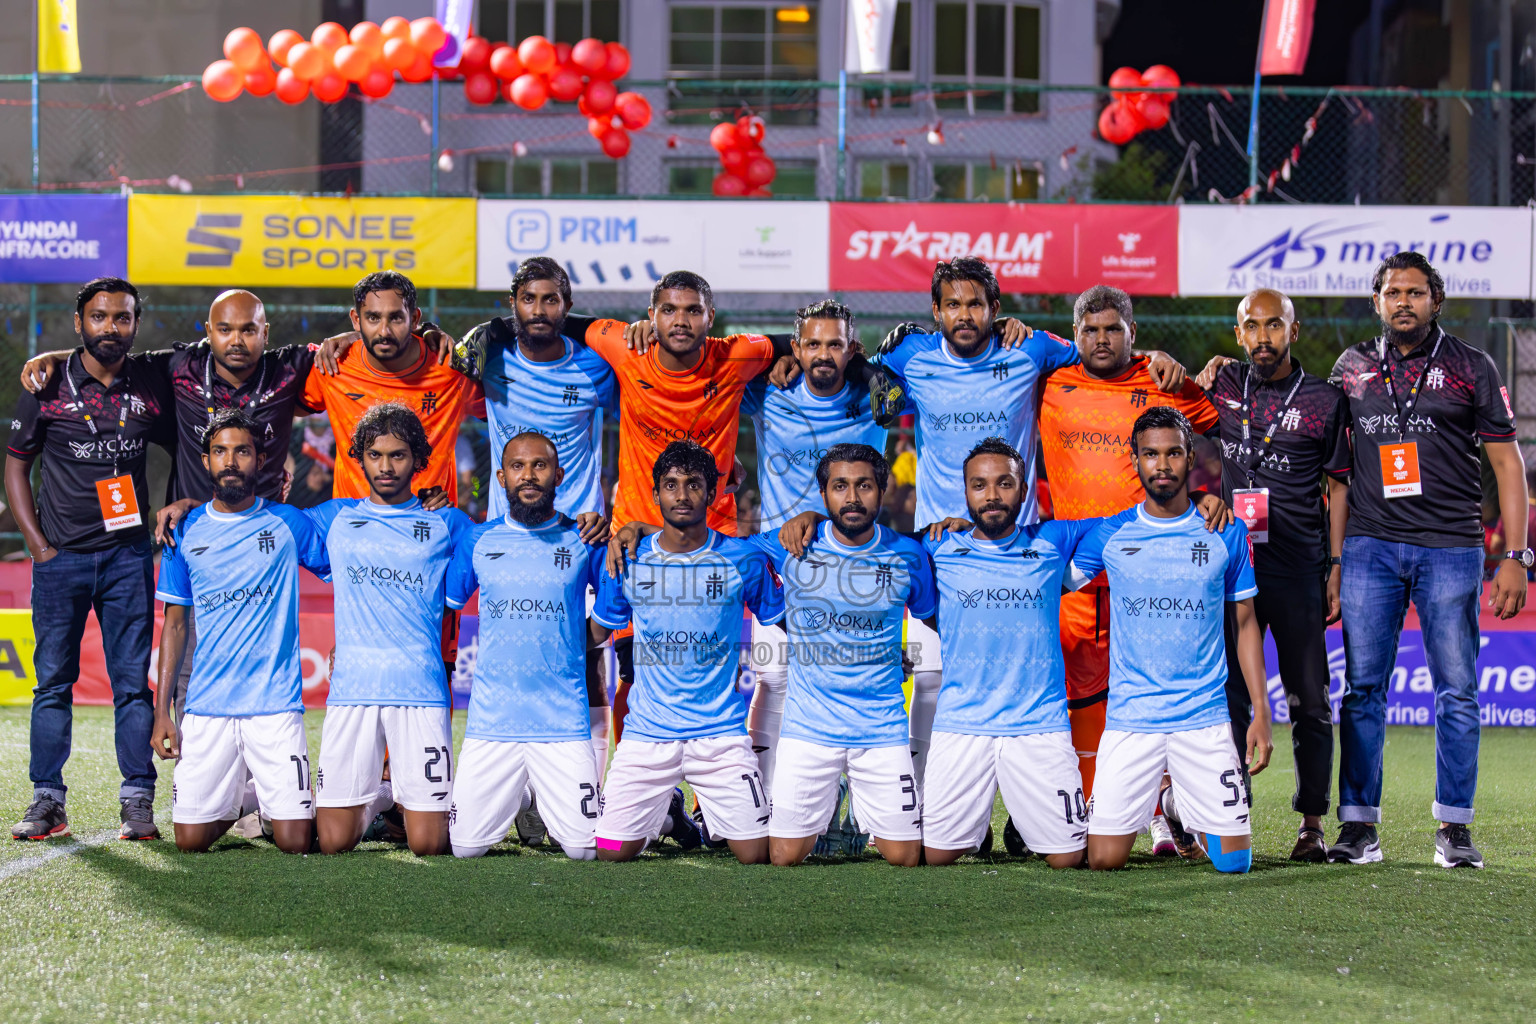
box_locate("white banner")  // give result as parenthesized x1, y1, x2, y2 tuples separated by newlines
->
(476, 200, 829, 294)
(845, 0, 899, 74)
(1178, 205, 1534, 299)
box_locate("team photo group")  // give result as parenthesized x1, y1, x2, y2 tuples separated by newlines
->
(7, 246, 1526, 874)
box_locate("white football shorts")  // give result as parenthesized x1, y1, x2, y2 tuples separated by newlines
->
(1089, 723, 1252, 838)
(596, 734, 769, 844)
(769, 737, 923, 841)
(450, 737, 600, 851)
(317, 704, 454, 813)
(172, 711, 312, 824)
(922, 730, 1087, 854)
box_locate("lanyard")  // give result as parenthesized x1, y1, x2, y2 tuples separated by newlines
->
(1240, 364, 1305, 485)
(64, 352, 132, 477)
(203, 351, 268, 419)
(1377, 327, 1442, 443)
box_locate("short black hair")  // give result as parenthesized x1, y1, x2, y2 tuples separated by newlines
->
(962, 436, 1025, 479)
(816, 442, 889, 492)
(76, 277, 140, 320)
(794, 299, 856, 341)
(1371, 251, 1446, 306)
(511, 257, 572, 306)
(931, 256, 1001, 308)
(650, 270, 713, 311)
(348, 401, 431, 473)
(501, 429, 559, 466)
(1130, 405, 1195, 453)
(652, 439, 719, 495)
(1073, 284, 1134, 325)
(353, 271, 418, 312)
(202, 407, 261, 456)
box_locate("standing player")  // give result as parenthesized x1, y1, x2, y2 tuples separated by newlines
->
(1068, 407, 1273, 873)
(922, 438, 1098, 868)
(151, 409, 329, 854)
(444, 432, 608, 860)
(590, 441, 785, 864)
(306, 402, 475, 857)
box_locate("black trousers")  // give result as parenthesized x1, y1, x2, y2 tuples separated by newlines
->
(1224, 570, 1335, 817)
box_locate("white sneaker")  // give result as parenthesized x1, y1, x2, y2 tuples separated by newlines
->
(1149, 814, 1178, 857)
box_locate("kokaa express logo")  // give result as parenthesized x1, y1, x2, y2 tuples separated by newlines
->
(1123, 595, 1208, 620)
(185, 213, 242, 267)
(792, 607, 885, 635)
(1058, 429, 1130, 453)
(66, 437, 145, 460)
(343, 563, 426, 592)
(924, 410, 1008, 433)
(196, 583, 276, 613)
(959, 587, 1042, 609)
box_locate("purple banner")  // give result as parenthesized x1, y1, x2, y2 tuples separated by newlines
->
(1266, 629, 1536, 728)
(0, 194, 127, 284)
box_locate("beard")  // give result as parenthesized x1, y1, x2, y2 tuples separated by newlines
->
(507, 482, 557, 525)
(513, 310, 566, 346)
(82, 326, 135, 365)
(1382, 317, 1433, 350)
(212, 470, 256, 505)
(830, 502, 874, 535)
(971, 501, 1020, 539)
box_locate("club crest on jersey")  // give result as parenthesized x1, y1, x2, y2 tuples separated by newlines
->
(412, 521, 433, 543)
(553, 546, 573, 569)
(257, 530, 275, 554)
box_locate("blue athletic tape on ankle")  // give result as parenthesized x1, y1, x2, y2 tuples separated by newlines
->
(1204, 833, 1252, 873)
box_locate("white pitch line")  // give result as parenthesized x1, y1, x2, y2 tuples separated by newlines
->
(0, 829, 120, 881)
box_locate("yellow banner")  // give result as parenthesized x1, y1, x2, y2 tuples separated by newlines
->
(128, 195, 476, 288)
(37, 0, 81, 74)
(0, 611, 36, 706)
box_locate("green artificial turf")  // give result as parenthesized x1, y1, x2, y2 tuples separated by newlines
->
(0, 706, 1532, 1023)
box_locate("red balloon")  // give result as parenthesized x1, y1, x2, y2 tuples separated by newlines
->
(359, 68, 394, 98)
(712, 173, 748, 197)
(436, 63, 462, 81)
(401, 51, 435, 82)
(709, 121, 740, 153)
(410, 17, 448, 55)
(1108, 66, 1143, 96)
(583, 79, 617, 114)
(747, 187, 772, 198)
(244, 63, 278, 97)
(312, 73, 349, 103)
(518, 36, 557, 74)
(602, 42, 631, 80)
(381, 16, 412, 42)
(202, 60, 244, 102)
(269, 29, 305, 67)
(274, 67, 309, 104)
(312, 22, 349, 53)
(224, 28, 266, 71)
(287, 42, 326, 81)
(547, 66, 584, 102)
(1098, 99, 1142, 145)
(743, 155, 776, 187)
(736, 114, 765, 143)
(1135, 94, 1170, 130)
(554, 42, 572, 66)
(614, 91, 651, 129)
(349, 22, 384, 58)
(334, 44, 372, 81)
(571, 38, 608, 76)
(1141, 63, 1181, 102)
(509, 73, 549, 109)
(720, 147, 747, 173)
(464, 71, 499, 105)
(489, 45, 523, 80)
(460, 36, 493, 73)
(600, 127, 631, 158)
(588, 115, 613, 139)
(383, 38, 417, 71)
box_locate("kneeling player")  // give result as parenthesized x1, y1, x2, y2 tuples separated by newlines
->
(591, 441, 784, 864)
(308, 403, 475, 856)
(1069, 407, 1273, 873)
(923, 438, 1097, 868)
(152, 409, 329, 854)
(445, 432, 607, 860)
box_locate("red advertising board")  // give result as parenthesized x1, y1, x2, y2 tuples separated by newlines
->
(829, 202, 1179, 295)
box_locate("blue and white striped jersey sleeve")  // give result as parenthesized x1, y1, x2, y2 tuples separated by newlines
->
(1024, 329, 1082, 374)
(270, 503, 331, 579)
(590, 562, 631, 630)
(155, 517, 195, 606)
(899, 535, 938, 618)
(741, 529, 790, 573)
(1043, 515, 1104, 564)
(1066, 508, 1134, 588)
(445, 521, 492, 610)
(741, 549, 786, 626)
(1223, 521, 1259, 601)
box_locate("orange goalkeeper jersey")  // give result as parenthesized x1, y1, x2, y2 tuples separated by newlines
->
(1040, 357, 1218, 521)
(581, 319, 775, 535)
(301, 338, 482, 504)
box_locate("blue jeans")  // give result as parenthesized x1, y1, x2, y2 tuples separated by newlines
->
(1338, 536, 1483, 824)
(29, 539, 157, 801)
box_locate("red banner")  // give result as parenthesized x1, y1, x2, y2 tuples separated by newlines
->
(829, 202, 1179, 295)
(1259, 0, 1316, 77)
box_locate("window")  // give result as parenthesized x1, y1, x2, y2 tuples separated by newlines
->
(933, 2, 1040, 114)
(474, 157, 620, 195)
(859, 160, 911, 198)
(932, 161, 1041, 200)
(668, 4, 820, 125)
(668, 160, 818, 196)
(494, 0, 621, 43)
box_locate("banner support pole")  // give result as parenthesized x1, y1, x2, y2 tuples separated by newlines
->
(1247, 0, 1268, 194)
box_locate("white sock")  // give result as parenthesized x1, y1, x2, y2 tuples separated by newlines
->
(589, 705, 612, 785)
(909, 671, 942, 791)
(519, 788, 533, 814)
(560, 844, 597, 861)
(746, 668, 787, 794)
(364, 781, 395, 822)
(452, 842, 493, 859)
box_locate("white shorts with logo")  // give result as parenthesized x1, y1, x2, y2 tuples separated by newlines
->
(450, 737, 600, 850)
(317, 704, 455, 813)
(1089, 724, 1251, 837)
(923, 730, 1087, 854)
(904, 612, 943, 673)
(596, 735, 769, 844)
(172, 711, 312, 825)
(769, 737, 923, 841)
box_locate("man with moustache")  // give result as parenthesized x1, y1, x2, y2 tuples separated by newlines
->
(7, 278, 175, 841)
(1327, 253, 1527, 869)
(1198, 288, 1352, 863)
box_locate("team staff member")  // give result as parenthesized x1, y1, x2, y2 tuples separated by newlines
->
(1328, 253, 1527, 870)
(1198, 289, 1351, 863)
(6, 277, 175, 842)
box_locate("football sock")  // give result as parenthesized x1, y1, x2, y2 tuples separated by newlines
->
(1201, 833, 1252, 873)
(746, 668, 787, 792)
(364, 781, 394, 822)
(909, 671, 942, 790)
(589, 705, 611, 785)
(452, 843, 492, 859)
(519, 788, 533, 814)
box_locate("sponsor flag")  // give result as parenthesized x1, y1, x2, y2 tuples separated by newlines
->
(0, 195, 127, 284)
(845, 0, 899, 74)
(36, 0, 81, 73)
(434, 0, 475, 67)
(1259, 0, 1316, 77)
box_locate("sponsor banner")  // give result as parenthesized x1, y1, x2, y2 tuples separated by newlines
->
(0, 611, 37, 706)
(475, 199, 829, 293)
(1265, 629, 1536, 728)
(128, 195, 476, 288)
(1178, 205, 1535, 299)
(0, 194, 127, 284)
(829, 202, 1179, 294)
(1259, 0, 1316, 76)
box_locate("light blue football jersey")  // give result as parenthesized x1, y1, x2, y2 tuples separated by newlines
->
(591, 531, 784, 742)
(741, 377, 888, 529)
(1068, 504, 1258, 733)
(876, 328, 1079, 529)
(481, 332, 617, 518)
(924, 519, 1100, 736)
(306, 497, 476, 708)
(747, 523, 937, 748)
(445, 514, 604, 743)
(156, 499, 330, 717)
